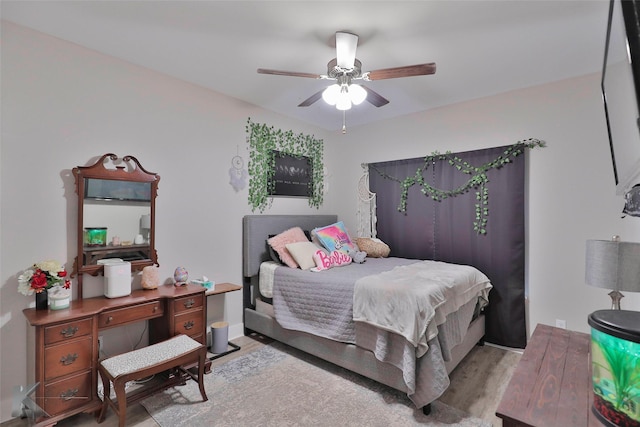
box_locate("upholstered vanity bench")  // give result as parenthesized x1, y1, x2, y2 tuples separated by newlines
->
(97, 334, 208, 427)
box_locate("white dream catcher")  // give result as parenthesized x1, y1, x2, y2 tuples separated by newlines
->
(357, 164, 377, 238)
(229, 146, 248, 192)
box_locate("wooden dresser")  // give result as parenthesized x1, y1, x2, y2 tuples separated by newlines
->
(23, 283, 206, 426)
(496, 324, 605, 427)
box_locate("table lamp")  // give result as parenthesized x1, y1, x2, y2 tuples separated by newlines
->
(585, 237, 640, 309)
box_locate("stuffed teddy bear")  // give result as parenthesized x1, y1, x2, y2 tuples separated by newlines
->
(347, 248, 367, 264)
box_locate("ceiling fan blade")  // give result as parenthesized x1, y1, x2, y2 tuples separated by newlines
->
(362, 85, 390, 107)
(257, 68, 322, 79)
(336, 32, 358, 69)
(298, 90, 324, 107)
(366, 63, 436, 81)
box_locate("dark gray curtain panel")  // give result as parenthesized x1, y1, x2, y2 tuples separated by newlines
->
(368, 145, 526, 348)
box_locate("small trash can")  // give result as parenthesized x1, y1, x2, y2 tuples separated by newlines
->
(210, 321, 229, 354)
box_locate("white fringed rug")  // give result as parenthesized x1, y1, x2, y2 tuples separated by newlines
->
(140, 342, 491, 427)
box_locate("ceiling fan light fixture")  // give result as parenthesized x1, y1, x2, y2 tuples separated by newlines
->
(322, 84, 341, 105)
(336, 84, 352, 110)
(349, 84, 367, 105)
(323, 83, 366, 110)
(336, 96, 352, 111)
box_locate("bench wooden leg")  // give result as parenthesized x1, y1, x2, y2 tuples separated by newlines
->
(97, 369, 111, 423)
(114, 379, 128, 427)
(179, 349, 208, 402)
(198, 350, 208, 402)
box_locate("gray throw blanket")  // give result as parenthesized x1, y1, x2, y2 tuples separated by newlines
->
(353, 260, 492, 357)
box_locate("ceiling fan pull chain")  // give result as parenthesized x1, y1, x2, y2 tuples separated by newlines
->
(342, 110, 347, 134)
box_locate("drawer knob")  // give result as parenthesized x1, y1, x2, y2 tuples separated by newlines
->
(183, 299, 195, 309)
(60, 326, 79, 338)
(184, 320, 195, 330)
(106, 316, 113, 324)
(60, 353, 78, 366)
(153, 306, 158, 313)
(60, 388, 79, 401)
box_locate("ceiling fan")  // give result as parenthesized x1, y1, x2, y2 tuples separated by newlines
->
(257, 31, 436, 111)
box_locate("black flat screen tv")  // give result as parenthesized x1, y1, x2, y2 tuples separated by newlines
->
(602, 0, 640, 194)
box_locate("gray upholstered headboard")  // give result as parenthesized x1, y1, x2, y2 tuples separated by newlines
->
(242, 214, 338, 278)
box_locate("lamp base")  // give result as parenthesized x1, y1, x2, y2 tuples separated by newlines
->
(608, 290, 624, 310)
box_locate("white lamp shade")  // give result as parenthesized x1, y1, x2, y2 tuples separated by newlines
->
(349, 84, 367, 105)
(322, 83, 367, 111)
(336, 95, 351, 110)
(585, 240, 640, 292)
(322, 84, 341, 105)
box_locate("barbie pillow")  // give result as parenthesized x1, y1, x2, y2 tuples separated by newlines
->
(311, 250, 352, 272)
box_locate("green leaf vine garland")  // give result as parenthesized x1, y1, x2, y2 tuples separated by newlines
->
(245, 118, 324, 212)
(368, 138, 545, 235)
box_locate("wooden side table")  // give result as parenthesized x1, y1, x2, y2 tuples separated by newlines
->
(204, 282, 242, 360)
(496, 324, 605, 427)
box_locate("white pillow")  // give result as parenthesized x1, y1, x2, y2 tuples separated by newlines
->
(285, 241, 326, 270)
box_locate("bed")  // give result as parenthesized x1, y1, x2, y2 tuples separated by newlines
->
(242, 214, 491, 414)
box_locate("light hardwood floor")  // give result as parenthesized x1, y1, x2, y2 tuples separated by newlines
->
(3, 334, 520, 427)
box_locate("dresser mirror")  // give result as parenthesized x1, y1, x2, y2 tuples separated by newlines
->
(73, 153, 160, 299)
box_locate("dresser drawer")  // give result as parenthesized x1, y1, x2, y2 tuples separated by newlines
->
(174, 311, 204, 337)
(98, 301, 163, 329)
(44, 337, 92, 381)
(45, 318, 93, 345)
(174, 294, 203, 314)
(43, 370, 93, 416)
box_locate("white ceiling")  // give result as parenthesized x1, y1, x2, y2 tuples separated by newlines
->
(2, 0, 610, 132)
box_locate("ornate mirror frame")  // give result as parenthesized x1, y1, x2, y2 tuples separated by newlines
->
(73, 153, 160, 299)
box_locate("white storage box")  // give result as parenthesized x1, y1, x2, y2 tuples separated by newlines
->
(102, 260, 131, 298)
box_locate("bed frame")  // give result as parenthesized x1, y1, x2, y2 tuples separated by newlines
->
(242, 214, 485, 413)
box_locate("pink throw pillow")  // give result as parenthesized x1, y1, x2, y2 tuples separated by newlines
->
(267, 227, 309, 268)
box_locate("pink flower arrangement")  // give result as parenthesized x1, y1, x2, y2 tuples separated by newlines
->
(18, 260, 71, 296)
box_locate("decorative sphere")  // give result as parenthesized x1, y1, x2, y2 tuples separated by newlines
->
(173, 266, 189, 284)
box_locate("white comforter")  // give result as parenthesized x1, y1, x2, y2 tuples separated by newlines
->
(353, 260, 492, 357)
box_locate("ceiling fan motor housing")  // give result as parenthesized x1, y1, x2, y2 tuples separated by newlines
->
(327, 58, 362, 79)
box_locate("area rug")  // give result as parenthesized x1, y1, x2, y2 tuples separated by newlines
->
(140, 342, 491, 427)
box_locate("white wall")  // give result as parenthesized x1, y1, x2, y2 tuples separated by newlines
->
(3, 20, 640, 423)
(0, 22, 335, 421)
